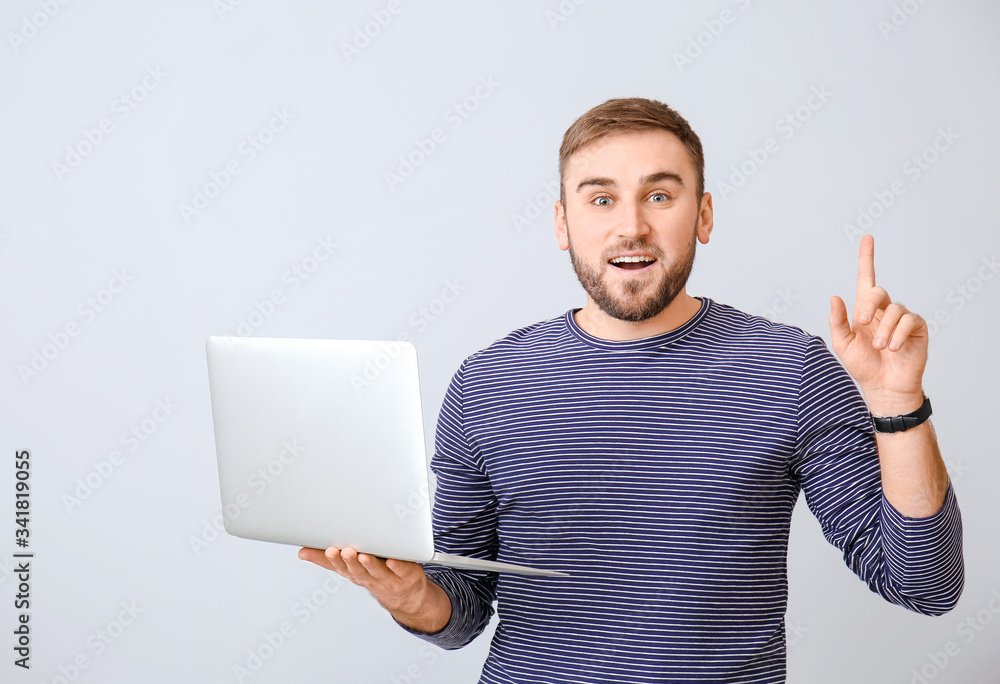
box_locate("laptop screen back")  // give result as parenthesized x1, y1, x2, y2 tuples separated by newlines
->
(205, 336, 435, 560)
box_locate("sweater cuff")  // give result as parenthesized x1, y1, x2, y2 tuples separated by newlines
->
(879, 479, 964, 615)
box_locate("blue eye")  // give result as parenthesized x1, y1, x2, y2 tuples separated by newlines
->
(650, 193, 669, 202)
(594, 196, 612, 207)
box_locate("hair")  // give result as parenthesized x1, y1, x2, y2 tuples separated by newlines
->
(558, 97, 705, 207)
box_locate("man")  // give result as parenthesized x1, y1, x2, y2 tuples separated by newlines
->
(299, 98, 963, 682)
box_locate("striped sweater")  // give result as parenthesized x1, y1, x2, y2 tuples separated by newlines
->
(395, 296, 964, 683)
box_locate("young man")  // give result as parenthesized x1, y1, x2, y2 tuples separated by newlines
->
(299, 98, 963, 682)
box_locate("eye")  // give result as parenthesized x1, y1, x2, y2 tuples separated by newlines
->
(649, 193, 670, 203)
(592, 195, 613, 207)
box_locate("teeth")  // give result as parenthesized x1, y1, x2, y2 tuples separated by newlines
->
(610, 256, 655, 264)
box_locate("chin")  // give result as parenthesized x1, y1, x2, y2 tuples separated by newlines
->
(603, 297, 674, 322)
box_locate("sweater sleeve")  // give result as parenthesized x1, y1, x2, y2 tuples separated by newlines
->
(788, 335, 964, 616)
(392, 357, 500, 648)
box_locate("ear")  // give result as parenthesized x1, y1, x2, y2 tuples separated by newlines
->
(696, 192, 713, 244)
(554, 199, 569, 251)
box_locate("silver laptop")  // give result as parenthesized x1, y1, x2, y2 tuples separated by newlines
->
(205, 336, 567, 578)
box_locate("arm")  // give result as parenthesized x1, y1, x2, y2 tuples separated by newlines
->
(388, 571, 453, 633)
(829, 234, 951, 519)
(820, 234, 964, 613)
(391, 356, 500, 648)
(864, 391, 948, 518)
(790, 335, 963, 616)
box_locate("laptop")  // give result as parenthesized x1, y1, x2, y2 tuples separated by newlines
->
(205, 336, 568, 578)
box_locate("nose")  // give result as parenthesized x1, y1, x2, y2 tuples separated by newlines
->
(615, 198, 651, 242)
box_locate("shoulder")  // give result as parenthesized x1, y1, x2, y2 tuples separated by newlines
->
(699, 298, 824, 352)
(455, 311, 571, 376)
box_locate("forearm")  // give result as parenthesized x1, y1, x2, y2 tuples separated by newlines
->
(383, 576, 452, 634)
(867, 391, 949, 518)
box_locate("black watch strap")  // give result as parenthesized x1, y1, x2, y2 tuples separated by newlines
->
(871, 395, 932, 433)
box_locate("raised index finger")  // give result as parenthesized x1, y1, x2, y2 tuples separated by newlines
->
(857, 234, 876, 295)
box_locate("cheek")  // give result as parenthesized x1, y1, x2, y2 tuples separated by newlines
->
(566, 220, 605, 249)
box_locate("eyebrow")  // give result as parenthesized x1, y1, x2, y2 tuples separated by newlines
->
(575, 171, 685, 193)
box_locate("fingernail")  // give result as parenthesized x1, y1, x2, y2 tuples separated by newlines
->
(873, 336, 884, 348)
(860, 312, 871, 323)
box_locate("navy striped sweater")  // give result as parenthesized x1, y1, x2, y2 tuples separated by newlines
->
(395, 296, 964, 683)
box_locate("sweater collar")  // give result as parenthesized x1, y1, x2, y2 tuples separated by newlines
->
(564, 296, 712, 351)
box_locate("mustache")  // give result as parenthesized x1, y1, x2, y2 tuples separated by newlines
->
(606, 245, 660, 258)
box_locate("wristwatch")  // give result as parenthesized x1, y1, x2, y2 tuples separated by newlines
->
(871, 395, 932, 433)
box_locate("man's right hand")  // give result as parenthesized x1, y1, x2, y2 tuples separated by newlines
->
(297, 546, 452, 634)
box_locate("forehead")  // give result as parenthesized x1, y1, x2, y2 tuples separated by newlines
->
(565, 128, 692, 182)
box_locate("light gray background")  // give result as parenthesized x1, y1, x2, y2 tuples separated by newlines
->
(2, 1, 998, 682)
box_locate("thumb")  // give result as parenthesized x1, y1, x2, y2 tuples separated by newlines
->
(828, 295, 853, 351)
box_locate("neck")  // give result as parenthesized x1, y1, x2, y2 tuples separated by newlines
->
(574, 292, 701, 341)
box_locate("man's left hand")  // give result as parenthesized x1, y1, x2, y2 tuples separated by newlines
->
(828, 234, 927, 410)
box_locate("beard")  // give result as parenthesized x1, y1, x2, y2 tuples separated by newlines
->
(566, 218, 698, 323)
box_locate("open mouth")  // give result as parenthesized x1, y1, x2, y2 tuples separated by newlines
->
(608, 257, 657, 272)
